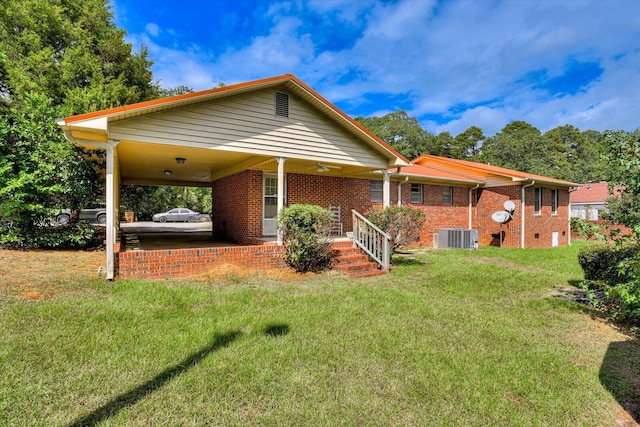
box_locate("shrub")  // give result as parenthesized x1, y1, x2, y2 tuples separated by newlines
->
(577, 244, 640, 284)
(570, 217, 605, 241)
(276, 204, 333, 273)
(577, 244, 640, 322)
(365, 206, 426, 251)
(0, 221, 97, 249)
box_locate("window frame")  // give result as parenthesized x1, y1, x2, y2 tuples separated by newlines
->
(551, 189, 558, 215)
(370, 180, 383, 203)
(443, 186, 453, 205)
(534, 187, 542, 215)
(410, 183, 423, 204)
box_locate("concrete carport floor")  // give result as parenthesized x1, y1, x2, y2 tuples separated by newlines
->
(120, 221, 242, 251)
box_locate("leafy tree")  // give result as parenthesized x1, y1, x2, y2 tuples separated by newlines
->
(0, 0, 158, 247)
(431, 132, 455, 157)
(355, 111, 434, 160)
(158, 85, 194, 98)
(121, 185, 212, 220)
(542, 125, 604, 183)
(0, 93, 101, 247)
(479, 121, 559, 176)
(0, 0, 158, 113)
(452, 126, 485, 159)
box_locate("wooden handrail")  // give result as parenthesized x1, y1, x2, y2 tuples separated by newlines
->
(351, 210, 391, 271)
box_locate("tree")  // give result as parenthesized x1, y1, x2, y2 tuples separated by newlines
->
(355, 111, 434, 160)
(479, 121, 559, 176)
(452, 126, 485, 159)
(0, 0, 159, 247)
(0, 93, 101, 247)
(0, 0, 158, 113)
(601, 129, 640, 238)
(542, 125, 604, 183)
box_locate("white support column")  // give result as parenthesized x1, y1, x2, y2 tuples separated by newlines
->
(276, 157, 287, 244)
(382, 169, 390, 208)
(105, 140, 120, 280)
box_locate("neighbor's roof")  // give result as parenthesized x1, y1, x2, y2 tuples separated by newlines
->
(571, 182, 620, 203)
(403, 154, 579, 188)
(59, 74, 409, 167)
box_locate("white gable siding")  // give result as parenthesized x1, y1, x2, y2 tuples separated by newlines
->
(109, 89, 387, 168)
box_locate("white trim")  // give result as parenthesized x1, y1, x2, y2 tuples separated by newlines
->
(521, 181, 535, 249)
(276, 157, 286, 244)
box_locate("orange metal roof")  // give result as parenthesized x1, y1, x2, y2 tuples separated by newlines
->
(62, 73, 409, 165)
(410, 154, 578, 187)
(397, 162, 483, 185)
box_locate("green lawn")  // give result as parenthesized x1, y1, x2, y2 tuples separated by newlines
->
(1, 242, 638, 426)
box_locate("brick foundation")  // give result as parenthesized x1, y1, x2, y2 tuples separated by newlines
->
(117, 245, 286, 279)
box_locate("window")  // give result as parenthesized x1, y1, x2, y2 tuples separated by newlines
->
(370, 180, 383, 202)
(534, 187, 541, 214)
(551, 189, 558, 214)
(275, 92, 289, 117)
(411, 183, 423, 204)
(443, 186, 453, 204)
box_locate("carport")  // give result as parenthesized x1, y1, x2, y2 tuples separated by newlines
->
(56, 74, 408, 280)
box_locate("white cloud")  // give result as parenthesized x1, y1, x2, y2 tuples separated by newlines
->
(118, 0, 640, 135)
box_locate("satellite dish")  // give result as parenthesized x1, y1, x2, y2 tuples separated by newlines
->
(504, 200, 516, 212)
(491, 211, 511, 223)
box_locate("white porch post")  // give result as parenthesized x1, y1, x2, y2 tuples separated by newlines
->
(276, 157, 287, 244)
(382, 169, 390, 208)
(105, 140, 120, 280)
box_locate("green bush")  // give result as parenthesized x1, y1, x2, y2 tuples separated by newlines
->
(577, 244, 640, 284)
(577, 244, 640, 322)
(0, 221, 97, 249)
(276, 204, 333, 273)
(365, 206, 426, 251)
(570, 217, 605, 241)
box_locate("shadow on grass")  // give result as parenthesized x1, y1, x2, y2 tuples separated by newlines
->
(600, 339, 640, 424)
(68, 330, 241, 427)
(264, 323, 289, 337)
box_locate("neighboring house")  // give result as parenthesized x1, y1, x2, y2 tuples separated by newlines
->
(56, 74, 578, 279)
(570, 181, 615, 220)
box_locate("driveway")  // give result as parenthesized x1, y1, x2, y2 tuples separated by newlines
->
(121, 221, 212, 234)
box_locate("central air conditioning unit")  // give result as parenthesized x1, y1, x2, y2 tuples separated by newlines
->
(437, 228, 478, 250)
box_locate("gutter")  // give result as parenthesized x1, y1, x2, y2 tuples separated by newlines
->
(521, 181, 535, 249)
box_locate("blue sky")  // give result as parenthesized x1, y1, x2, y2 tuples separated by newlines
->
(111, 0, 640, 137)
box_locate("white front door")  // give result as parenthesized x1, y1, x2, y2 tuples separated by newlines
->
(263, 173, 285, 236)
(552, 231, 559, 247)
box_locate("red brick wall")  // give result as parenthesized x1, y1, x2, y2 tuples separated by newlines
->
(212, 170, 262, 245)
(390, 182, 470, 247)
(287, 174, 370, 231)
(474, 186, 522, 247)
(472, 185, 571, 248)
(117, 245, 286, 279)
(522, 187, 570, 248)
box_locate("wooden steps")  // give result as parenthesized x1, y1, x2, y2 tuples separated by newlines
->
(331, 240, 387, 278)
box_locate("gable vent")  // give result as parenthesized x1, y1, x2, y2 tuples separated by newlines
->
(275, 92, 289, 117)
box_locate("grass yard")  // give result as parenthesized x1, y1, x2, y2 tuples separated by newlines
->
(1, 242, 638, 426)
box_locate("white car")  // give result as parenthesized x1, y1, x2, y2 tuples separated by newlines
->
(152, 208, 201, 223)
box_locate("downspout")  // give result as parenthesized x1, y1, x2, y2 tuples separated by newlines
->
(61, 129, 119, 280)
(398, 176, 409, 206)
(521, 181, 535, 249)
(469, 184, 480, 229)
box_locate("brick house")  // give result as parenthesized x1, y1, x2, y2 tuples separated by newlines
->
(56, 74, 577, 279)
(392, 155, 578, 249)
